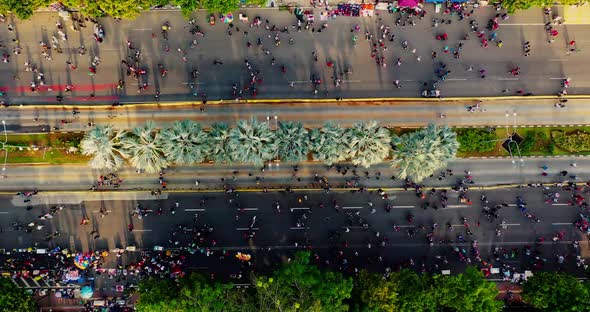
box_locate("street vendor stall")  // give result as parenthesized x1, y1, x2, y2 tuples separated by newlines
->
(361, 4, 375, 16)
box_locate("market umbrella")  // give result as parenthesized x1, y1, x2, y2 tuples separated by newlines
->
(80, 286, 94, 299)
(223, 12, 234, 23)
(398, 0, 418, 7)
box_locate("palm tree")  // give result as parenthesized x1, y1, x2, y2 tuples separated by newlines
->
(80, 125, 125, 170)
(275, 121, 310, 163)
(309, 122, 348, 165)
(208, 123, 233, 164)
(346, 121, 391, 168)
(159, 120, 210, 165)
(119, 121, 169, 173)
(390, 124, 459, 183)
(229, 118, 276, 167)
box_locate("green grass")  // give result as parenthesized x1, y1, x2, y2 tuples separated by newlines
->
(457, 126, 590, 157)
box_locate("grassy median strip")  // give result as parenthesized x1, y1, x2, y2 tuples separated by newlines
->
(3, 126, 589, 165)
(3, 132, 89, 164)
(456, 126, 590, 158)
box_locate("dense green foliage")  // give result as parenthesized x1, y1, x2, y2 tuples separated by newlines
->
(519, 130, 552, 154)
(81, 121, 460, 174)
(391, 124, 459, 183)
(522, 271, 590, 312)
(501, 0, 588, 14)
(0, 277, 37, 312)
(0, 0, 267, 19)
(135, 254, 503, 312)
(456, 128, 497, 153)
(551, 130, 590, 152)
(356, 267, 500, 312)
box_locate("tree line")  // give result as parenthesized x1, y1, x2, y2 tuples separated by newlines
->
(2, 252, 590, 311)
(0, 0, 266, 20)
(80, 120, 459, 182)
(133, 250, 590, 312)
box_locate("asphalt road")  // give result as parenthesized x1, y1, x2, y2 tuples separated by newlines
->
(0, 6, 588, 105)
(2, 97, 590, 134)
(0, 186, 587, 283)
(0, 157, 586, 191)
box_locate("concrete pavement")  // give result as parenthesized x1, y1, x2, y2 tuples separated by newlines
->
(3, 97, 590, 134)
(0, 157, 587, 191)
(0, 6, 588, 104)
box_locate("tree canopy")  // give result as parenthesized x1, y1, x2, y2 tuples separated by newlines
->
(254, 251, 353, 312)
(391, 124, 459, 183)
(346, 121, 391, 168)
(522, 271, 590, 312)
(0, 277, 37, 312)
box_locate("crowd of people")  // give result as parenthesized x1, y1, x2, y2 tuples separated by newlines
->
(0, 0, 572, 107)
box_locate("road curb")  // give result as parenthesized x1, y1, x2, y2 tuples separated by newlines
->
(12, 95, 590, 109)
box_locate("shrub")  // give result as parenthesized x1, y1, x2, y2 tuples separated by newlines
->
(519, 130, 549, 154)
(456, 128, 497, 153)
(551, 130, 590, 152)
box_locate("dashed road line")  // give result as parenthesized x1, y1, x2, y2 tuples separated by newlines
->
(236, 227, 259, 231)
(290, 227, 310, 230)
(446, 205, 469, 209)
(132, 229, 153, 232)
(552, 222, 572, 225)
(238, 208, 258, 211)
(392, 205, 414, 209)
(92, 210, 112, 213)
(343, 206, 363, 209)
(291, 207, 310, 210)
(185, 208, 206, 212)
(552, 203, 569, 206)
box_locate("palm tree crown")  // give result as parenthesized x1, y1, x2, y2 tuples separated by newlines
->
(80, 125, 125, 170)
(159, 120, 210, 165)
(276, 121, 310, 163)
(309, 122, 348, 166)
(208, 123, 233, 164)
(390, 124, 459, 183)
(120, 121, 169, 173)
(346, 121, 391, 168)
(229, 118, 277, 167)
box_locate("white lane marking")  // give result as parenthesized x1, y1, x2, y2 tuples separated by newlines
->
(446, 205, 469, 208)
(552, 203, 569, 206)
(503, 223, 521, 226)
(549, 77, 567, 80)
(342, 80, 361, 83)
(548, 59, 567, 62)
(343, 226, 368, 229)
(131, 28, 152, 30)
(238, 208, 258, 211)
(181, 82, 206, 85)
(446, 78, 468, 81)
(498, 78, 519, 81)
(290, 227, 310, 230)
(392, 205, 414, 209)
(395, 225, 415, 228)
(132, 229, 153, 232)
(507, 204, 517, 207)
(343, 206, 363, 209)
(103, 48, 119, 51)
(236, 227, 259, 231)
(0, 211, 8, 214)
(185, 208, 205, 212)
(92, 210, 112, 213)
(552, 222, 572, 225)
(291, 207, 310, 210)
